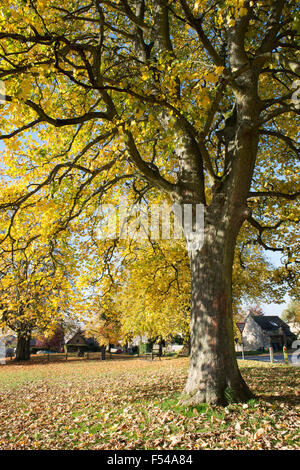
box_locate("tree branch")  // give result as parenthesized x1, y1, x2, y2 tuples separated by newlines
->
(248, 191, 300, 200)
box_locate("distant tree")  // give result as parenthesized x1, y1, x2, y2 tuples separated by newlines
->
(248, 305, 264, 316)
(86, 298, 122, 349)
(281, 301, 300, 336)
(34, 326, 64, 352)
(0, 242, 76, 360)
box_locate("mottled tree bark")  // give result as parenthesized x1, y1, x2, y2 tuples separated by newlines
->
(184, 219, 254, 405)
(15, 330, 31, 361)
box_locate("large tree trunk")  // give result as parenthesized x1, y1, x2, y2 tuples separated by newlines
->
(15, 330, 31, 361)
(184, 209, 254, 405)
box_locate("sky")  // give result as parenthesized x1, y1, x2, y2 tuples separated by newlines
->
(257, 252, 289, 317)
(261, 295, 289, 317)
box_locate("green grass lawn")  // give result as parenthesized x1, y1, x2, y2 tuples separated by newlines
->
(0, 357, 299, 450)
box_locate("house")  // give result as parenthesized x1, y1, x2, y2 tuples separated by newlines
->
(2, 334, 17, 349)
(241, 314, 297, 351)
(0, 333, 17, 357)
(65, 330, 100, 353)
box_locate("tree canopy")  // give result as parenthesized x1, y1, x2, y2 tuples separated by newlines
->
(281, 300, 300, 336)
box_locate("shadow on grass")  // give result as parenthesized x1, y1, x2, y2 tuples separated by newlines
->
(2, 353, 187, 368)
(2, 353, 139, 367)
(258, 393, 300, 406)
(241, 365, 300, 407)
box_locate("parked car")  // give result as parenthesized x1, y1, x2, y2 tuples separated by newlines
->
(110, 348, 123, 354)
(36, 350, 56, 355)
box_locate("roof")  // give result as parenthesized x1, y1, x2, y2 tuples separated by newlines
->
(66, 330, 99, 347)
(252, 315, 295, 336)
(66, 331, 88, 346)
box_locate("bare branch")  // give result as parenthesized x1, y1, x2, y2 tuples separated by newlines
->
(247, 215, 285, 252)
